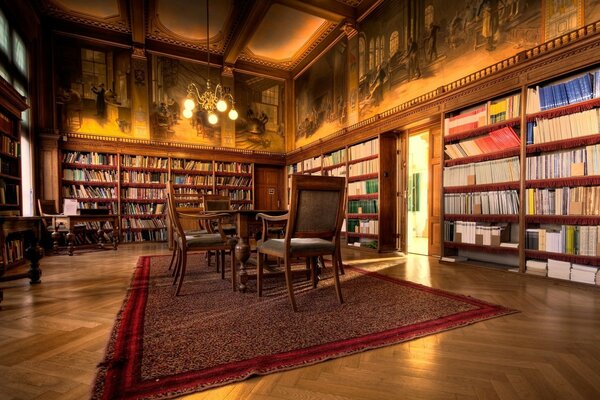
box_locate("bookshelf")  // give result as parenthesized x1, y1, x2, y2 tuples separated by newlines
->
(0, 107, 22, 214)
(170, 157, 214, 208)
(441, 92, 522, 268)
(215, 162, 253, 210)
(120, 154, 168, 243)
(522, 66, 600, 282)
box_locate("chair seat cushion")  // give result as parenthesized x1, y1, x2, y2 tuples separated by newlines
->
(178, 233, 227, 248)
(258, 238, 335, 257)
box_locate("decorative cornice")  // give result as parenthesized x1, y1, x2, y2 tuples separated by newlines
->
(42, 2, 131, 34)
(336, 0, 363, 6)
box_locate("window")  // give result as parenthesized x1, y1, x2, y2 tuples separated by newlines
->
(12, 31, 26, 77)
(0, 9, 8, 56)
(81, 48, 107, 99)
(369, 38, 374, 71)
(390, 31, 399, 57)
(262, 85, 279, 105)
(358, 36, 365, 78)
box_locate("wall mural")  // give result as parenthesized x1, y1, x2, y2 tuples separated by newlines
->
(54, 38, 285, 153)
(295, 40, 348, 148)
(586, 0, 600, 23)
(54, 37, 138, 139)
(356, 0, 543, 123)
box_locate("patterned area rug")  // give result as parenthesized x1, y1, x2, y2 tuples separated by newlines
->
(92, 254, 517, 399)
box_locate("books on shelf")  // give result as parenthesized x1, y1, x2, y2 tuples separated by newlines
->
(526, 108, 600, 144)
(526, 70, 599, 114)
(526, 144, 600, 179)
(444, 190, 519, 215)
(443, 221, 509, 245)
(526, 225, 600, 256)
(526, 259, 548, 276)
(443, 157, 520, 187)
(525, 187, 600, 216)
(444, 94, 521, 136)
(444, 126, 521, 160)
(349, 138, 378, 160)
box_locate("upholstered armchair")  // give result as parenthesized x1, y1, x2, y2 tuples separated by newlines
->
(255, 175, 346, 312)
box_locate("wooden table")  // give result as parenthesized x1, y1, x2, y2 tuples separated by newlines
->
(51, 214, 120, 256)
(231, 209, 287, 292)
(0, 216, 44, 303)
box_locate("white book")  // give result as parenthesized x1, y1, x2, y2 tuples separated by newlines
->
(571, 264, 599, 273)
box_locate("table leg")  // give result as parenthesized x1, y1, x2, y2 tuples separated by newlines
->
(24, 241, 44, 284)
(97, 224, 105, 249)
(66, 230, 75, 256)
(112, 224, 118, 250)
(51, 228, 61, 254)
(235, 237, 251, 292)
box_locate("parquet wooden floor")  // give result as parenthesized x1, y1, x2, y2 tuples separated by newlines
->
(1, 243, 599, 399)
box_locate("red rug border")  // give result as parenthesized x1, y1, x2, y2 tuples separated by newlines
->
(92, 255, 518, 400)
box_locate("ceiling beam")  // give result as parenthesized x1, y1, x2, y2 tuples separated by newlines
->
(129, 0, 145, 46)
(275, 0, 355, 22)
(223, 0, 272, 66)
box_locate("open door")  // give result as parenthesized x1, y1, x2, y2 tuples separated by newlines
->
(407, 132, 429, 255)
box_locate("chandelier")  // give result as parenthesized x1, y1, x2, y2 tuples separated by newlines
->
(182, 0, 238, 125)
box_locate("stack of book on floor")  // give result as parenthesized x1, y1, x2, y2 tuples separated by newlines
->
(547, 259, 571, 280)
(570, 264, 599, 284)
(526, 259, 547, 276)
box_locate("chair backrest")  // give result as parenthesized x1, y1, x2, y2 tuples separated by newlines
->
(203, 194, 231, 211)
(287, 175, 346, 241)
(38, 199, 58, 216)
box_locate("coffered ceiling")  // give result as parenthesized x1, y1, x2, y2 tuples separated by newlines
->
(36, 0, 379, 79)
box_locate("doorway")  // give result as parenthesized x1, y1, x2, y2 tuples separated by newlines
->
(407, 132, 429, 255)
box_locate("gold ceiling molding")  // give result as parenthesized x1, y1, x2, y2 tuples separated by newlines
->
(336, 0, 364, 6)
(41, 1, 130, 33)
(238, 22, 338, 71)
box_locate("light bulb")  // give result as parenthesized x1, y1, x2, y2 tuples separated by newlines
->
(228, 108, 238, 120)
(182, 108, 193, 119)
(208, 112, 218, 125)
(216, 99, 228, 112)
(184, 98, 195, 110)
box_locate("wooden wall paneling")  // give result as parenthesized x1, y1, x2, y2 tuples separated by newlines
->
(378, 132, 397, 252)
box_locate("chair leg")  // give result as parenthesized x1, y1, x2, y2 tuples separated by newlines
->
(172, 246, 182, 282)
(168, 243, 177, 271)
(257, 250, 264, 297)
(310, 257, 318, 288)
(332, 250, 344, 304)
(337, 246, 345, 275)
(284, 257, 298, 312)
(175, 249, 188, 296)
(230, 245, 236, 291)
(220, 250, 225, 279)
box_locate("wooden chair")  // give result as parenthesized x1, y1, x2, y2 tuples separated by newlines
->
(167, 192, 236, 295)
(255, 175, 346, 312)
(37, 199, 85, 253)
(203, 194, 236, 235)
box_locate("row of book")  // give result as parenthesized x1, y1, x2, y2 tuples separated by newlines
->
(215, 176, 252, 186)
(215, 189, 252, 201)
(121, 203, 166, 215)
(526, 259, 599, 284)
(63, 169, 117, 182)
(525, 225, 600, 256)
(122, 229, 167, 242)
(172, 175, 213, 185)
(0, 158, 18, 176)
(525, 143, 600, 179)
(526, 70, 600, 113)
(174, 188, 212, 196)
(324, 166, 346, 177)
(121, 188, 166, 199)
(121, 217, 167, 229)
(444, 94, 521, 136)
(171, 160, 213, 171)
(63, 152, 117, 166)
(526, 108, 599, 144)
(348, 159, 379, 177)
(348, 179, 378, 196)
(323, 149, 346, 167)
(348, 199, 378, 214)
(525, 186, 600, 216)
(346, 219, 378, 234)
(349, 138, 378, 160)
(230, 203, 253, 210)
(443, 157, 520, 187)
(63, 185, 116, 199)
(444, 126, 521, 159)
(215, 162, 251, 173)
(121, 172, 168, 184)
(443, 221, 511, 245)
(302, 156, 322, 171)
(444, 190, 519, 215)
(3, 238, 24, 264)
(287, 163, 301, 174)
(0, 182, 19, 205)
(1, 135, 19, 157)
(121, 155, 168, 169)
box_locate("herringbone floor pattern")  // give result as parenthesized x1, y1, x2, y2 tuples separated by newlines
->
(1, 244, 599, 399)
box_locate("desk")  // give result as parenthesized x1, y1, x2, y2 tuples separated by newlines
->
(231, 209, 287, 292)
(51, 214, 120, 256)
(0, 217, 44, 303)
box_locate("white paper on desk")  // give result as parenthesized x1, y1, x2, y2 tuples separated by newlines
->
(63, 199, 78, 215)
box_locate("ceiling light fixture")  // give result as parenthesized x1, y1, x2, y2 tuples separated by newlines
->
(182, 0, 237, 124)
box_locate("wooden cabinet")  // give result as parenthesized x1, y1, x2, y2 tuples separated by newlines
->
(521, 66, 600, 283)
(441, 92, 522, 267)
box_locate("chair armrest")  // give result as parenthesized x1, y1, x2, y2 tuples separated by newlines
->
(255, 213, 288, 242)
